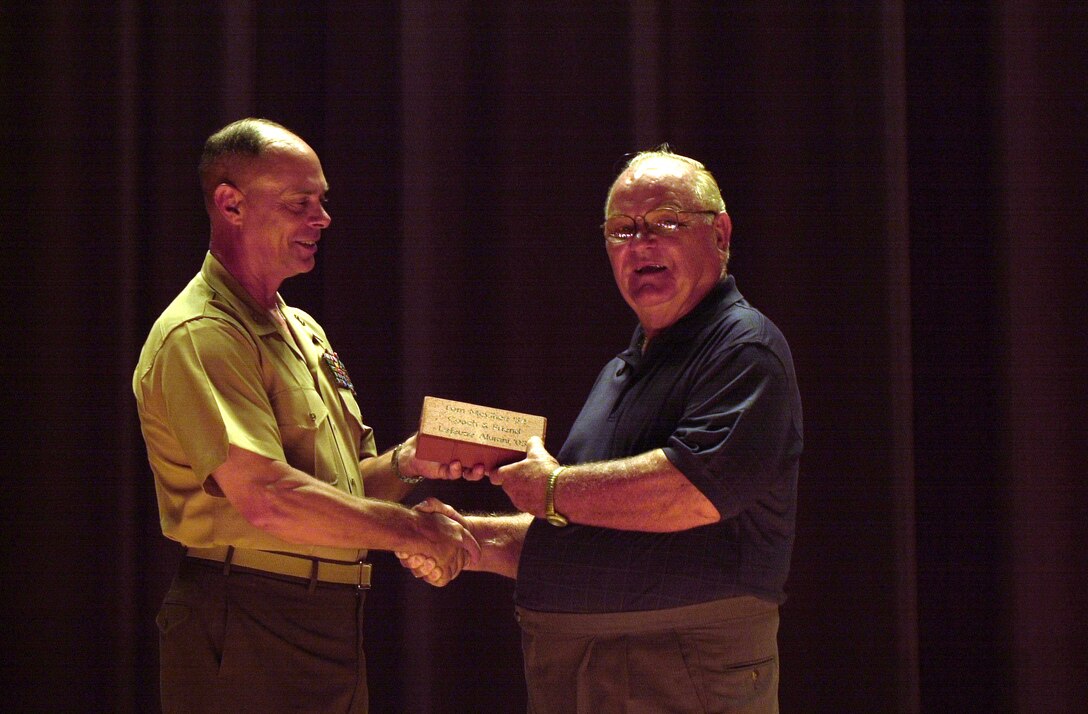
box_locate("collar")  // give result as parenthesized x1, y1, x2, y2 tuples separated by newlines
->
(200, 252, 284, 337)
(620, 276, 743, 365)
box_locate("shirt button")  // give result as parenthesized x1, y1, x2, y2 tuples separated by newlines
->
(309, 412, 317, 422)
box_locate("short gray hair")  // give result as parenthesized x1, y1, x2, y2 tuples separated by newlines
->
(198, 117, 293, 209)
(605, 144, 727, 215)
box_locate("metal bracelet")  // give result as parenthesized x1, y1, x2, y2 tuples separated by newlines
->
(392, 441, 424, 484)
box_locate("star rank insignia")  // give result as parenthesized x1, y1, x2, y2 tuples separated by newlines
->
(322, 350, 356, 395)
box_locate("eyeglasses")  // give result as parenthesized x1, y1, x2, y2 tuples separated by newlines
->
(602, 209, 718, 245)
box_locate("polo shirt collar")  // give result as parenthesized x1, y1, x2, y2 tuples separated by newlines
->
(621, 276, 743, 365)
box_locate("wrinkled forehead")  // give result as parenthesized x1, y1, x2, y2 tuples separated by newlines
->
(607, 158, 697, 214)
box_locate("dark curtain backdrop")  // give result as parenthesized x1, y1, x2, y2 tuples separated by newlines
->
(2, 1, 1084, 712)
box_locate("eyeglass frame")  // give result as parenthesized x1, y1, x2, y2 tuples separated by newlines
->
(601, 208, 720, 245)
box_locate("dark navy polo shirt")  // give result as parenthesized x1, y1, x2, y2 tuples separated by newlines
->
(515, 277, 803, 613)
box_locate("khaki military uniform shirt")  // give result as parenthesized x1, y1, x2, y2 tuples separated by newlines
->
(133, 252, 376, 561)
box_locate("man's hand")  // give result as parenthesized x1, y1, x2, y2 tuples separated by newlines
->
(406, 506, 480, 586)
(397, 498, 474, 586)
(488, 436, 558, 516)
(399, 434, 488, 481)
(399, 499, 533, 581)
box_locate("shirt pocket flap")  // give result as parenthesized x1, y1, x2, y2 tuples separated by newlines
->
(270, 387, 328, 475)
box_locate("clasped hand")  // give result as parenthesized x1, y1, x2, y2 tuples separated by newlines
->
(403, 505, 480, 587)
(396, 498, 474, 586)
(396, 436, 558, 586)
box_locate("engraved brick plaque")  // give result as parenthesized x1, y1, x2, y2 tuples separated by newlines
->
(415, 396, 547, 471)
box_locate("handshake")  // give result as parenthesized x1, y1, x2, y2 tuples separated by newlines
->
(390, 432, 554, 587)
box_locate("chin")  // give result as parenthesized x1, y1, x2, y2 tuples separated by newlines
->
(626, 287, 677, 310)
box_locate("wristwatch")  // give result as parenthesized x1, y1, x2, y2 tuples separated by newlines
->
(545, 465, 569, 527)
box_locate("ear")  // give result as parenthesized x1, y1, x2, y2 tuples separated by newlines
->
(213, 183, 245, 225)
(713, 211, 732, 253)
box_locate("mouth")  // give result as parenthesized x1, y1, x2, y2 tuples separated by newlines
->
(634, 264, 667, 275)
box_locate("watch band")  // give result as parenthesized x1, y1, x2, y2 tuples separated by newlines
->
(392, 441, 424, 484)
(545, 465, 569, 527)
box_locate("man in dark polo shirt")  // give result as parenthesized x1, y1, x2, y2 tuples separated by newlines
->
(403, 147, 802, 713)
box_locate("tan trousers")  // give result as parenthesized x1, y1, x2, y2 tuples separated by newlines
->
(517, 596, 779, 714)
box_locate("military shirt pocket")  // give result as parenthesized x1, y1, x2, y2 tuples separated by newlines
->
(337, 388, 367, 444)
(269, 386, 328, 478)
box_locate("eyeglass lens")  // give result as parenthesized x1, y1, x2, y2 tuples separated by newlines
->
(604, 209, 685, 242)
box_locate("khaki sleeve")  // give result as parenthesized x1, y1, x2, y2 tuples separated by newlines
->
(156, 318, 286, 489)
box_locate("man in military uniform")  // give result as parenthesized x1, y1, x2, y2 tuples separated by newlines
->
(133, 118, 478, 713)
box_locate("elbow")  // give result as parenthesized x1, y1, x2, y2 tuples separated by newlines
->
(669, 505, 720, 531)
(213, 450, 311, 540)
(232, 484, 296, 538)
(697, 502, 722, 527)
(242, 499, 278, 533)
(667, 487, 721, 531)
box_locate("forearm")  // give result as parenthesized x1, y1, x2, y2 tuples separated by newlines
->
(463, 512, 533, 579)
(359, 447, 415, 502)
(249, 463, 430, 550)
(215, 446, 444, 556)
(550, 450, 719, 531)
(359, 433, 474, 502)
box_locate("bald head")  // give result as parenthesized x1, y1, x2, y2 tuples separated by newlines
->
(198, 118, 310, 214)
(606, 147, 726, 217)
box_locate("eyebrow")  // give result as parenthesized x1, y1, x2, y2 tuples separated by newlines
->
(283, 184, 329, 197)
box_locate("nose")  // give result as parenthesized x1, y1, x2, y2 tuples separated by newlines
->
(631, 218, 657, 242)
(311, 204, 331, 229)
